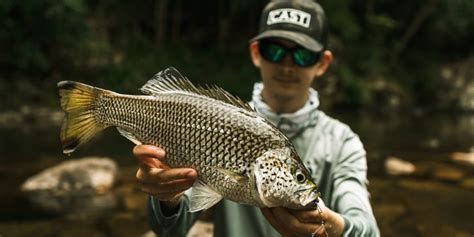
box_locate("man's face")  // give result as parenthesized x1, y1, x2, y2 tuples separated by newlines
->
(250, 38, 331, 102)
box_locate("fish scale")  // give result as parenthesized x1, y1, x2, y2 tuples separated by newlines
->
(57, 67, 319, 211)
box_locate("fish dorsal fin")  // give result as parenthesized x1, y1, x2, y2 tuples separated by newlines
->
(189, 179, 223, 212)
(140, 67, 254, 111)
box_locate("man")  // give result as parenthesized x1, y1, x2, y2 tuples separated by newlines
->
(134, 0, 380, 236)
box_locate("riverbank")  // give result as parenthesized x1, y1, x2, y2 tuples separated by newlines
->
(0, 161, 473, 237)
(0, 108, 472, 236)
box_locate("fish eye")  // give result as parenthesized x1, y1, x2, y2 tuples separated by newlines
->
(295, 170, 306, 183)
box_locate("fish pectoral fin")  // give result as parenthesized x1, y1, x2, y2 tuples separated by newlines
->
(189, 179, 223, 212)
(212, 167, 248, 184)
(117, 128, 142, 145)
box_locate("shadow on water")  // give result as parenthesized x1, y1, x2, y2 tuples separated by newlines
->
(334, 110, 474, 175)
(0, 109, 473, 236)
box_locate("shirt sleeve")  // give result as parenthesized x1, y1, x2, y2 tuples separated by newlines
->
(331, 129, 380, 237)
(148, 192, 201, 237)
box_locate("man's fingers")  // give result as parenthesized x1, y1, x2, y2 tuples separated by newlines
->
(133, 145, 166, 161)
(136, 167, 197, 183)
(288, 209, 323, 223)
(157, 168, 198, 182)
(272, 207, 319, 236)
(141, 184, 188, 197)
(261, 208, 294, 237)
(150, 190, 185, 202)
(140, 178, 196, 194)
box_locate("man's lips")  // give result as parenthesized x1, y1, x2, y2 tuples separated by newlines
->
(274, 77, 299, 84)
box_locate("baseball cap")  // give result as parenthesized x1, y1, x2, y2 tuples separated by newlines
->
(250, 0, 328, 52)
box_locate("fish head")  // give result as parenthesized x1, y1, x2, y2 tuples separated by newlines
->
(253, 147, 320, 210)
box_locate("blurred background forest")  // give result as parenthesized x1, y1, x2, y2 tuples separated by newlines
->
(1, 0, 473, 111)
(1, 1, 474, 236)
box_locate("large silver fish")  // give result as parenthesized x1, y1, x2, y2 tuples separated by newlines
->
(58, 67, 319, 212)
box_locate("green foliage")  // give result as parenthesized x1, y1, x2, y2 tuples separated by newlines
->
(1, 0, 473, 110)
(96, 38, 257, 100)
(0, 0, 88, 76)
(422, 0, 474, 59)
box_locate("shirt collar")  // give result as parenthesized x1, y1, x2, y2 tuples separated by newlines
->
(250, 82, 320, 138)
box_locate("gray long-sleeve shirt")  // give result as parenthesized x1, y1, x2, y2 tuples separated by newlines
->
(148, 85, 380, 237)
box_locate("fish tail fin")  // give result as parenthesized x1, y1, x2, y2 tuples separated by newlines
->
(57, 81, 110, 154)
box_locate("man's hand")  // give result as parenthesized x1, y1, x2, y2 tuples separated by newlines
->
(133, 144, 198, 210)
(261, 198, 344, 237)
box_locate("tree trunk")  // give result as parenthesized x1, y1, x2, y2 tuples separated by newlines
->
(217, 1, 230, 51)
(154, 0, 168, 47)
(171, 0, 183, 43)
(390, 0, 439, 65)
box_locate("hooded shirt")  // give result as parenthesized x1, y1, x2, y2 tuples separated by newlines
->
(148, 84, 380, 237)
(250, 82, 319, 139)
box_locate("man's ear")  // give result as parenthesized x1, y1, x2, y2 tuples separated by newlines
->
(249, 41, 261, 68)
(314, 50, 333, 77)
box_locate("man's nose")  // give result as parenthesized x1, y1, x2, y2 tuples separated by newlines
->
(280, 53, 295, 67)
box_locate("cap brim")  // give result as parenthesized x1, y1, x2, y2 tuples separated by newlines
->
(250, 30, 324, 52)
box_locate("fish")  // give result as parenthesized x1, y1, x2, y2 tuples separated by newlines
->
(57, 67, 320, 212)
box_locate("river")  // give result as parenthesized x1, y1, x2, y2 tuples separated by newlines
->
(0, 109, 473, 236)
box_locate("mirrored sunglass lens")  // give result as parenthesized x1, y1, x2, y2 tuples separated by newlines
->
(293, 49, 319, 67)
(261, 43, 285, 62)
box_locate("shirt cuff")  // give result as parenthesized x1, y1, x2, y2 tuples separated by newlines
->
(149, 195, 187, 226)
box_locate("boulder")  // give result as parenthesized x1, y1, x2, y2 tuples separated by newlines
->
(21, 157, 118, 214)
(460, 178, 474, 190)
(432, 165, 464, 183)
(384, 156, 416, 176)
(450, 152, 474, 167)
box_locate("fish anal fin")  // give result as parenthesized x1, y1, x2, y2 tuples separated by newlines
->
(189, 180, 222, 212)
(117, 128, 142, 145)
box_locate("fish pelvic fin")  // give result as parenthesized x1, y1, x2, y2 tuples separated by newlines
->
(57, 81, 111, 155)
(189, 179, 223, 212)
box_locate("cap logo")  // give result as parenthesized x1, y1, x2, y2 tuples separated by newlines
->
(267, 8, 311, 28)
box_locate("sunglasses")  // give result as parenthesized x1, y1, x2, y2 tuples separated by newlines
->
(258, 40, 322, 67)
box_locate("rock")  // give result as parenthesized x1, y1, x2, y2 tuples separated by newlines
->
(416, 223, 472, 237)
(55, 224, 107, 237)
(410, 161, 435, 178)
(432, 165, 464, 183)
(460, 178, 474, 189)
(123, 193, 148, 213)
(22, 157, 118, 195)
(138, 220, 214, 237)
(372, 202, 406, 223)
(398, 179, 447, 192)
(0, 220, 57, 237)
(141, 230, 157, 237)
(384, 156, 416, 176)
(105, 212, 149, 237)
(423, 138, 440, 149)
(20, 157, 119, 214)
(450, 152, 474, 167)
(187, 220, 213, 237)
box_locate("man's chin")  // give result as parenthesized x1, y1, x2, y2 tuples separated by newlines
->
(273, 88, 299, 99)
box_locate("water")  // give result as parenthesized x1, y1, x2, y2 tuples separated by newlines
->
(0, 110, 473, 236)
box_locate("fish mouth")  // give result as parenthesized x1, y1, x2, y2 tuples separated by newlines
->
(294, 187, 320, 208)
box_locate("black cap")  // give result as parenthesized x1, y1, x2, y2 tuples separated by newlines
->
(250, 0, 328, 52)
